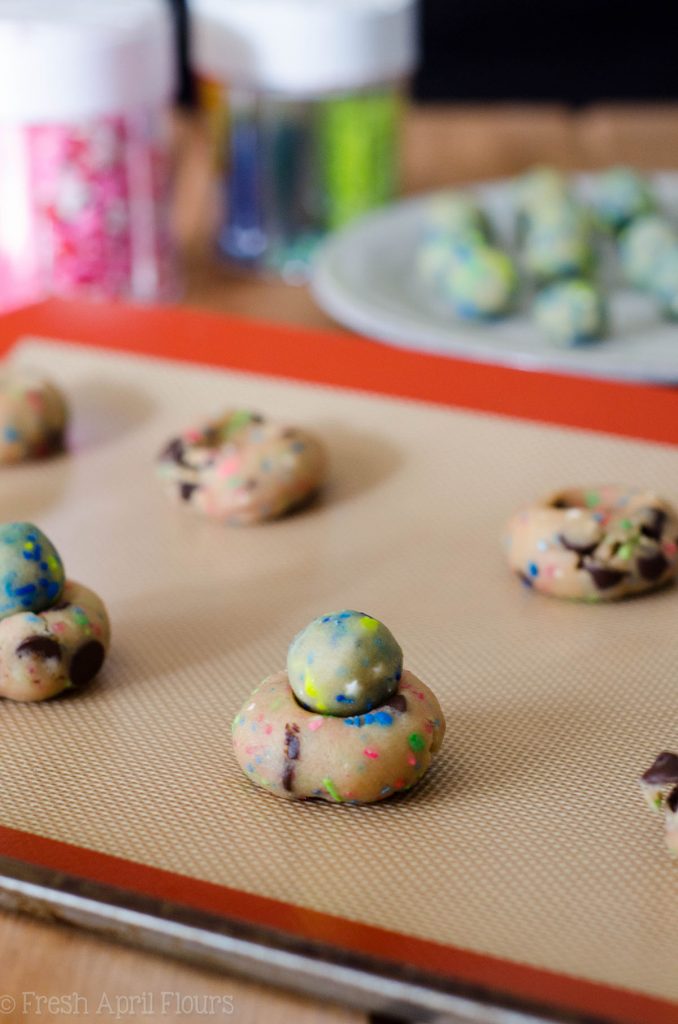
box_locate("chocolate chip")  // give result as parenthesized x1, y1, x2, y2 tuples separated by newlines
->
(69, 640, 105, 687)
(179, 482, 198, 502)
(282, 723, 301, 792)
(50, 600, 71, 612)
(641, 751, 678, 785)
(160, 438, 189, 467)
(668, 786, 678, 814)
(551, 498, 570, 509)
(585, 564, 627, 590)
(639, 508, 667, 542)
(16, 636, 61, 660)
(42, 428, 65, 455)
(387, 694, 408, 713)
(243, 478, 258, 491)
(637, 550, 669, 582)
(518, 571, 533, 588)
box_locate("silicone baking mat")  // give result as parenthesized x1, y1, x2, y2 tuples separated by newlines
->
(0, 301, 677, 1024)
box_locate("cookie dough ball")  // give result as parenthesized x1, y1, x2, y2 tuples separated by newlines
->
(618, 215, 676, 290)
(441, 244, 518, 319)
(591, 167, 655, 234)
(532, 279, 607, 347)
(424, 191, 491, 244)
(521, 201, 594, 284)
(514, 167, 569, 219)
(232, 669, 445, 804)
(416, 235, 455, 291)
(287, 610, 403, 716)
(0, 580, 110, 701)
(505, 485, 678, 601)
(157, 411, 326, 525)
(0, 523, 65, 620)
(649, 244, 678, 319)
(0, 369, 67, 464)
(640, 752, 678, 857)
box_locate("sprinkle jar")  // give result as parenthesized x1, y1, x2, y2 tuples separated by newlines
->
(0, 0, 176, 313)
(190, 0, 417, 281)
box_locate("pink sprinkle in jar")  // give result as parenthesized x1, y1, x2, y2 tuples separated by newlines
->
(0, 0, 177, 313)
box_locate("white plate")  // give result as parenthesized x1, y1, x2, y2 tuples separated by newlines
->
(312, 173, 678, 382)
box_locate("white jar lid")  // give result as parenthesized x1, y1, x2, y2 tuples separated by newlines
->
(190, 0, 418, 95)
(0, 0, 175, 122)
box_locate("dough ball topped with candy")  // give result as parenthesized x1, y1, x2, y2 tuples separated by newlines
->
(0, 522, 110, 701)
(287, 610, 403, 716)
(0, 522, 65, 620)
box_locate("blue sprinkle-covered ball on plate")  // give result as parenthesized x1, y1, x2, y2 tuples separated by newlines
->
(619, 215, 676, 290)
(533, 278, 607, 346)
(650, 244, 678, 319)
(441, 243, 518, 319)
(591, 167, 655, 234)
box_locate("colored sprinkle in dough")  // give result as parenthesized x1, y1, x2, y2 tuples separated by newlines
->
(308, 716, 324, 731)
(407, 752, 417, 766)
(617, 543, 633, 560)
(323, 778, 342, 802)
(364, 748, 379, 758)
(620, 518, 633, 530)
(344, 711, 394, 728)
(528, 561, 539, 577)
(360, 616, 379, 632)
(585, 491, 600, 508)
(408, 733, 426, 752)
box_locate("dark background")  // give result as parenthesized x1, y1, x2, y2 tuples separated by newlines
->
(171, 0, 678, 106)
(415, 0, 677, 103)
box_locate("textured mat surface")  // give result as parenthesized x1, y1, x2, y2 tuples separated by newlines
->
(1, 338, 677, 1003)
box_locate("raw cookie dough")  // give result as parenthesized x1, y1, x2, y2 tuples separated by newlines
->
(233, 612, 445, 803)
(649, 244, 678, 319)
(440, 243, 518, 319)
(0, 369, 67, 464)
(0, 580, 110, 702)
(514, 167, 569, 220)
(532, 279, 607, 347)
(287, 609, 403, 715)
(157, 410, 326, 525)
(423, 191, 491, 244)
(505, 485, 678, 601)
(590, 167, 655, 234)
(0, 522, 65, 619)
(521, 201, 594, 284)
(618, 215, 676, 290)
(640, 752, 678, 857)
(418, 194, 491, 292)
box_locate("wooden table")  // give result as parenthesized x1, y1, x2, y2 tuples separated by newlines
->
(3, 103, 678, 1024)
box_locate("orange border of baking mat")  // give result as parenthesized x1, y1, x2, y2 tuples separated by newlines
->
(1, 298, 677, 1024)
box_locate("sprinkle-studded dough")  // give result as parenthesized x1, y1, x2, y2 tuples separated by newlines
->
(287, 610, 403, 716)
(0, 369, 67, 464)
(640, 752, 678, 858)
(232, 669, 445, 804)
(0, 522, 65, 620)
(157, 410, 326, 525)
(0, 580, 110, 701)
(505, 485, 678, 601)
